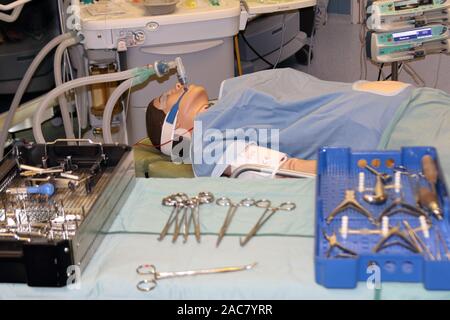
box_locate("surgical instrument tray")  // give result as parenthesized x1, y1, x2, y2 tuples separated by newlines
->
(0, 139, 135, 287)
(315, 147, 450, 290)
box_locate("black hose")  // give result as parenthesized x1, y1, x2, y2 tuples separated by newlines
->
(384, 63, 403, 81)
(377, 63, 384, 81)
(239, 32, 275, 68)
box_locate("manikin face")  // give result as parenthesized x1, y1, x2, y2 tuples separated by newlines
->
(153, 83, 210, 132)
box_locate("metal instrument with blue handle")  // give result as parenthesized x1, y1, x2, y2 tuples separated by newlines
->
(6, 183, 55, 196)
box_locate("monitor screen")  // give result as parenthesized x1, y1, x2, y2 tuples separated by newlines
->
(393, 28, 433, 42)
(394, 0, 433, 11)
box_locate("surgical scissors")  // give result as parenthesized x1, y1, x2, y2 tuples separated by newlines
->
(216, 197, 256, 247)
(136, 262, 257, 292)
(240, 199, 296, 246)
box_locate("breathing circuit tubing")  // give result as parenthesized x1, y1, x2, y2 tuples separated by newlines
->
(101, 78, 136, 144)
(33, 68, 143, 143)
(101, 58, 186, 143)
(0, 32, 74, 159)
(0, 0, 31, 23)
(54, 36, 82, 140)
(0, 0, 31, 10)
(32, 56, 184, 144)
(0, 26, 184, 151)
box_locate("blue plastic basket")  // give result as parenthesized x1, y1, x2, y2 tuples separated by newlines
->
(315, 147, 450, 290)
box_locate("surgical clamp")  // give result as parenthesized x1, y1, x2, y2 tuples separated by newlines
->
(402, 220, 434, 260)
(136, 262, 257, 292)
(326, 190, 376, 225)
(173, 203, 190, 243)
(158, 192, 214, 243)
(240, 200, 296, 246)
(377, 198, 430, 224)
(373, 224, 421, 255)
(158, 193, 188, 241)
(179, 192, 214, 243)
(322, 229, 357, 258)
(436, 228, 450, 260)
(175, 200, 192, 243)
(216, 197, 256, 247)
(187, 192, 214, 243)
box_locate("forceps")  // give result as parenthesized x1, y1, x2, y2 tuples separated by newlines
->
(216, 197, 256, 247)
(136, 262, 257, 292)
(158, 193, 188, 241)
(240, 200, 296, 246)
(174, 192, 215, 243)
(173, 200, 191, 243)
(187, 192, 215, 243)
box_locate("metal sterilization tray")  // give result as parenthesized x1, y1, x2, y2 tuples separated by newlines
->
(0, 139, 135, 287)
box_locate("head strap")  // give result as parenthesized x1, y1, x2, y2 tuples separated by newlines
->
(160, 91, 187, 156)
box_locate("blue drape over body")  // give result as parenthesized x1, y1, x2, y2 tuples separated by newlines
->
(192, 69, 413, 177)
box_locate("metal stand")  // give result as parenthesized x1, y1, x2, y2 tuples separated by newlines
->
(391, 61, 399, 81)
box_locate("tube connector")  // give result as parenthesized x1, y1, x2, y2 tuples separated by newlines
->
(152, 57, 188, 89)
(175, 57, 188, 90)
(153, 60, 171, 78)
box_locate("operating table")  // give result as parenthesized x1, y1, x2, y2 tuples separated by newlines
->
(0, 177, 449, 299)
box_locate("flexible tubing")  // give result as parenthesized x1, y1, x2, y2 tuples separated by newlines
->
(0, 0, 30, 11)
(33, 69, 138, 143)
(103, 66, 156, 143)
(102, 78, 134, 144)
(0, 32, 73, 159)
(273, 13, 287, 69)
(0, 5, 24, 22)
(69, 45, 89, 130)
(54, 37, 80, 140)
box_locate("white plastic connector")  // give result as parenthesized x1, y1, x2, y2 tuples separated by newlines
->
(419, 216, 430, 239)
(175, 57, 187, 88)
(381, 216, 389, 237)
(394, 171, 402, 193)
(341, 215, 349, 240)
(358, 172, 365, 193)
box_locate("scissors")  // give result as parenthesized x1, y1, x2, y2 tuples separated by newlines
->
(216, 197, 256, 247)
(136, 262, 257, 292)
(240, 199, 296, 246)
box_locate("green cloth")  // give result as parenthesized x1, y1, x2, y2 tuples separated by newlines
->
(133, 139, 194, 178)
(111, 178, 315, 237)
(380, 88, 450, 183)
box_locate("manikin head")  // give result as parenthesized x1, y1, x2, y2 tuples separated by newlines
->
(146, 83, 209, 154)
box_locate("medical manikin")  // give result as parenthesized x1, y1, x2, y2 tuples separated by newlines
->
(145, 68, 412, 178)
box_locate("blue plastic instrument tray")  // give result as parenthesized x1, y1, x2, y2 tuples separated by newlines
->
(315, 147, 450, 290)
